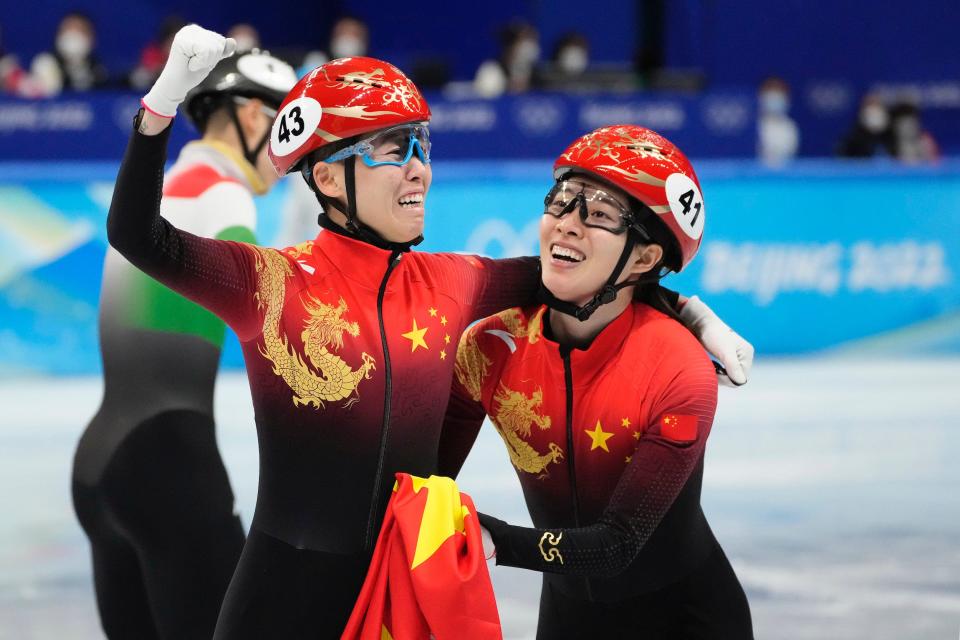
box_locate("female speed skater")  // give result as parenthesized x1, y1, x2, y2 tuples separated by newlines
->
(440, 126, 753, 638)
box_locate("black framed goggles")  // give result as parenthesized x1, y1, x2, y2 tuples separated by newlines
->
(543, 180, 649, 237)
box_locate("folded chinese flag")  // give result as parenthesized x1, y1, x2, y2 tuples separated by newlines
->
(341, 473, 502, 640)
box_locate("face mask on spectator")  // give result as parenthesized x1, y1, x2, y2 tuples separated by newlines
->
(557, 47, 588, 74)
(860, 105, 888, 133)
(330, 35, 365, 59)
(513, 39, 540, 68)
(57, 30, 91, 60)
(895, 116, 920, 139)
(759, 90, 789, 115)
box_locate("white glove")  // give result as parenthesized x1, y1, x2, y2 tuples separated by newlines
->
(142, 25, 237, 118)
(679, 296, 754, 387)
(480, 525, 496, 560)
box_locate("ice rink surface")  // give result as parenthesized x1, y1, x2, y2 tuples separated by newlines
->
(1, 357, 959, 639)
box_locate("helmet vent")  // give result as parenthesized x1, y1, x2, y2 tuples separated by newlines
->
(335, 73, 390, 89)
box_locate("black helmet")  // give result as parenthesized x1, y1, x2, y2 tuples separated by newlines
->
(184, 49, 298, 132)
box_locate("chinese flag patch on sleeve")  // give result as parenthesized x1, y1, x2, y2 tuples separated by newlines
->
(659, 414, 698, 442)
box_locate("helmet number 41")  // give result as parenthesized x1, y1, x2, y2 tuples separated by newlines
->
(678, 189, 702, 226)
(665, 173, 705, 240)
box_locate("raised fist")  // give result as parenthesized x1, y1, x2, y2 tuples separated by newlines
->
(142, 25, 237, 118)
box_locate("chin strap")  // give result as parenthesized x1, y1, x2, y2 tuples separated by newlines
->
(539, 231, 661, 321)
(316, 157, 424, 253)
(227, 101, 271, 170)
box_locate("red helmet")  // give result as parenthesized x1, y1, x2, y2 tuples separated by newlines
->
(268, 57, 431, 176)
(553, 125, 705, 271)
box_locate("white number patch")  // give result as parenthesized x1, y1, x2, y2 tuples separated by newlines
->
(270, 97, 322, 157)
(665, 173, 705, 240)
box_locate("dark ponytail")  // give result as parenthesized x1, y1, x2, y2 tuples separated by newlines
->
(628, 196, 684, 322)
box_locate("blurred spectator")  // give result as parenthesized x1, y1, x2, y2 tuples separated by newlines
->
(473, 20, 541, 97)
(29, 12, 110, 95)
(837, 93, 894, 158)
(127, 16, 185, 90)
(538, 31, 636, 93)
(889, 100, 939, 163)
(299, 15, 370, 73)
(329, 16, 369, 59)
(0, 23, 31, 95)
(756, 76, 799, 166)
(551, 32, 589, 77)
(227, 23, 261, 53)
(536, 31, 590, 91)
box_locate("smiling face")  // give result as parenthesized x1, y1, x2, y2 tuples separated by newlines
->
(539, 175, 659, 305)
(353, 154, 431, 242)
(313, 143, 431, 243)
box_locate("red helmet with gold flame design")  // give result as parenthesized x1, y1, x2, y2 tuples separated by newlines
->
(553, 125, 705, 271)
(268, 57, 431, 176)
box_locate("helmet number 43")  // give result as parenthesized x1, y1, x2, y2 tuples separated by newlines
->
(270, 97, 324, 157)
(277, 107, 304, 144)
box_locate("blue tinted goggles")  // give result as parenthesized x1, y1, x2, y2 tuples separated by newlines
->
(324, 123, 431, 167)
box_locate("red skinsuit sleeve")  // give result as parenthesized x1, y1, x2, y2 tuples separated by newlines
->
(430, 254, 540, 323)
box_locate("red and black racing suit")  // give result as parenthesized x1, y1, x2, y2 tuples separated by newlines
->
(107, 125, 540, 638)
(440, 303, 753, 639)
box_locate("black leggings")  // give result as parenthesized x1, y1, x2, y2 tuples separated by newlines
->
(213, 527, 371, 639)
(72, 410, 245, 639)
(536, 545, 753, 640)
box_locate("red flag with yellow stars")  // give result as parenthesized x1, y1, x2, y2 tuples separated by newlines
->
(341, 474, 501, 640)
(660, 414, 698, 442)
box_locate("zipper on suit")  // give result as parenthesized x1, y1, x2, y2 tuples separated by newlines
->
(365, 250, 402, 548)
(561, 345, 594, 600)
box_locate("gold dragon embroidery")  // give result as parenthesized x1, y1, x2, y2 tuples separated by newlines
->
(497, 307, 545, 344)
(249, 246, 376, 409)
(492, 383, 563, 479)
(283, 241, 314, 260)
(453, 308, 545, 401)
(453, 330, 491, 402)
